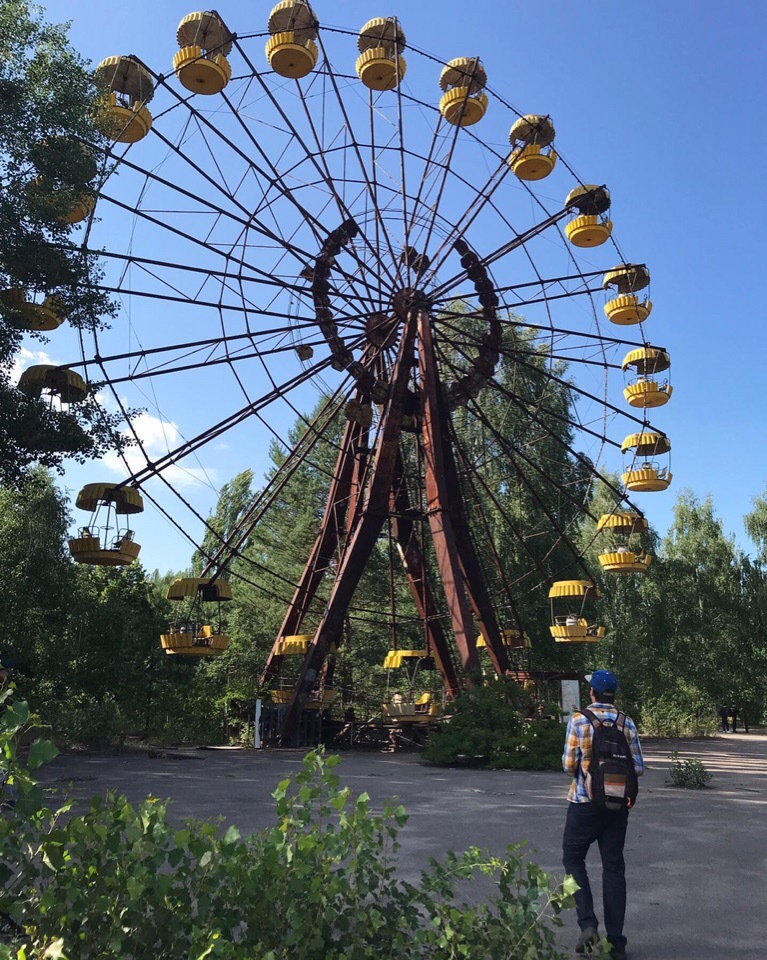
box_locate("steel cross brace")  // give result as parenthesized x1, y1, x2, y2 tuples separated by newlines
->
(418, 312, 511, 680)
(390, 452, 461, 698)
(277, 311, 420, 739)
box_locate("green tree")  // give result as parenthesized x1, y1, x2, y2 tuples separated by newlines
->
(0, 0, 124, 484)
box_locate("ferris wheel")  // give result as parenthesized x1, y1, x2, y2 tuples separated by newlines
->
(36, 4, 672, 735)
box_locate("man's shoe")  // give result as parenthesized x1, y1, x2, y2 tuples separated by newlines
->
(575, 927, 599, 954)
(609, 949, 628, 960)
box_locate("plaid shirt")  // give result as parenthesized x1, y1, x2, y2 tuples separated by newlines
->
(562, 703, 644, 803)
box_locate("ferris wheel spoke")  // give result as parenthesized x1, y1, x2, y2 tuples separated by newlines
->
(434, 302, 652, 353)
(449, 422, 556, 591)
(98, 190, 300, 292)
(432, 339, 595, 581)
(114, 343, 361, 486)
(311, 32, 408, 286)
(450, 418, 597, 581)
(291, 77, 402, 295)
(431, 268, 606, 308)
(202, 384, 354, 573)
(477, 371, 644, 519)
(435, 336, 627, 521)
(81, 339, 344, 386)
(231, 41, 401, 298)
(430, 204, 573, 303)
(464, 403, 597, 581)
(149, 72, 383, 303)
(437, 314, 652, 434)
(435, 324, 622, 374)
(95, 282, 365, 333)
(418, 155, 512, 285)
(102, 148, 321, 271)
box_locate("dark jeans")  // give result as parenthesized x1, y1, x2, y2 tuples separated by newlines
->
(562, 801, 629, 951)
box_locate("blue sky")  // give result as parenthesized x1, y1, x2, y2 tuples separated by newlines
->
(34, 0, 767, 572)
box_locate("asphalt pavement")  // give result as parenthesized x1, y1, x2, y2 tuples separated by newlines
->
(38, 732, 767, 960)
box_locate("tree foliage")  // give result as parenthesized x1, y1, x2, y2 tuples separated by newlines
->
(0, 711, 578, 960)
(0, 0, 124, 484)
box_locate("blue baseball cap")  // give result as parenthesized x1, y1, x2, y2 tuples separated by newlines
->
(586, 669, 618, 695)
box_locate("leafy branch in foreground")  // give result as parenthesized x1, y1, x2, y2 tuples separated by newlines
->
(0, 694, 576, 959)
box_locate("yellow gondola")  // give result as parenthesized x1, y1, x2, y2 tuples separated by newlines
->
(95, 55, 155, 143)
(603, 264, 652, 325)
(356, 17, 406, 91)
(439, 57, 488, 126)
(174, 11, 233, 95)
(17, 364, 88, 403)
(508, 114, 557, 181)
(382, 649, 435, 721)
(477, 629, 532, 649)
(621, 432, 672, 492)
(382, 648, 427, 669)
(549, 580, 604, 642)
(266, 1, 319, 79)
(276, 634, 311, 656)
(161, 577, 232, 656)
(0, 291, 66, 332)
(622, 346, 672, 408)
(26, 137, 98, 224)
(597, 512, 652, 574)
(69, 483, 143, 566)
(564, 185, 612, 247)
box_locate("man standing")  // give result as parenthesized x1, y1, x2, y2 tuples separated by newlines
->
(562, 669, 644, 960)
(718, 705, 730, 732)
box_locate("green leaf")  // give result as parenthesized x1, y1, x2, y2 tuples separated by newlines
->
(27, 738, 58, 770)
(562, 874, 580, 896)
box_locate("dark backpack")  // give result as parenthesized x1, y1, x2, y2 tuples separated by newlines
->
(581, 708, 639, 812)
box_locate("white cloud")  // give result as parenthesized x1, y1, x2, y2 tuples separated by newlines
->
(103, 411, 219, 490)
(9, 347, 55, 383)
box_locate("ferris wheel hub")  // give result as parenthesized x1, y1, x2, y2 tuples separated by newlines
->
(392, 286, 433, 321)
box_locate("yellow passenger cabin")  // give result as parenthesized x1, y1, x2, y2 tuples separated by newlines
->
(17, 365, 88, 404)
(95, 55, 155, 143)
(508, 114, 557, 181)
(621, 432, 672, 492)
(266, 1, 319, 78)
(564, 185, 612, 247)
(549, 580, 604, 642)
(622, 346, 672, 408)
(161, 577, 232, 656)
(603, 264, 652, 325)
(439, 57, 488, 126)
(173, 10, 233, 95)
(356, 17, 406, 91)
(69, 483, 143, 566)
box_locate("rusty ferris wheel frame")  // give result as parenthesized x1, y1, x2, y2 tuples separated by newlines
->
(66, 10, 665, 741)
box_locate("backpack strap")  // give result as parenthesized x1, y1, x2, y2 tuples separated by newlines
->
(580, 707, 623, 729)
(579, 707, 600, 728)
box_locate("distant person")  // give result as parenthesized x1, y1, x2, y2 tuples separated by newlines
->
(719, 706, 730, 733)
(730, 705, 738, 733)
(562, 669, 644, 960)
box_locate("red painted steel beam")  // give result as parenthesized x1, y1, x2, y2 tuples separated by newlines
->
(277, 311, 420, 739)
(418, 312, 481, 682)
(261, 414, 362, 685)
(432, 421, 511, 677)
(390, 454, 461, 698)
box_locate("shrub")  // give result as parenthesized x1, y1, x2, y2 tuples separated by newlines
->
(667, 751, 712, 789)
(41, 692, 124, 749)
(423, 680, 564, 770)
(640, 700, 717, 738)
(0, 691, 577, 959)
